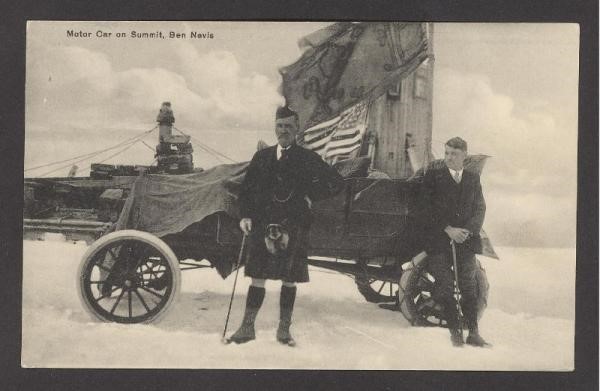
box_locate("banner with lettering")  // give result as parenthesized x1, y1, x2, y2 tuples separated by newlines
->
(280, 22, 429, 132)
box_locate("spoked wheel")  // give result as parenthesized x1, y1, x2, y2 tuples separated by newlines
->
(397, 252, 489, 328)
(77, 230, 181, 324)
(355, 274, 399, 303)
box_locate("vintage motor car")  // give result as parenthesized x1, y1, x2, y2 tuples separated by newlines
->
(24, 153, 495, 327)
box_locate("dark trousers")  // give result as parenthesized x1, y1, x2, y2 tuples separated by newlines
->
(427, 246, 478, 330)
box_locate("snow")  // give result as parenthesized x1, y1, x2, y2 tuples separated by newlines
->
(22, 236, 575, 370)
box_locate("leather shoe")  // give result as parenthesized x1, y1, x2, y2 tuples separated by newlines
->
(466, 333, 490, 347)
(450, 329, 464, 347)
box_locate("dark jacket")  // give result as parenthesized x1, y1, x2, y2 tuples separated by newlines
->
(239, 144, 344, 225)
(239, 143, 344, 282)
(421, 164, 486, 254)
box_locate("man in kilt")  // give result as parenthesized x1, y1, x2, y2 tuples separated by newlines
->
(227, 106, 344, 346)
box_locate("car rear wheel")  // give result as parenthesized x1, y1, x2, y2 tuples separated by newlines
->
(397, 253, 489, 327)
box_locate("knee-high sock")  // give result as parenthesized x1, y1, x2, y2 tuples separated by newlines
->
(228, 285, 265, 342)
(241, 285, 265, 326)
(279, 285, 296, 328)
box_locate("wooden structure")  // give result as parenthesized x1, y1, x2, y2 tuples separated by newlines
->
(366, 23, 434, 179)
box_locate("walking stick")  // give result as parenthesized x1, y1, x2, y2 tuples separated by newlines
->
(450, 240, 464, 340)
(221, 233, 248, 344)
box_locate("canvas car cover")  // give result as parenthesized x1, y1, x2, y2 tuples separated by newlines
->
(114, 162, 248, 237)
(113, 157, 370, 237)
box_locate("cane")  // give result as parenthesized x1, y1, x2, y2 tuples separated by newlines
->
(450, 240, 464, 340)
(221, 233, 248, 344)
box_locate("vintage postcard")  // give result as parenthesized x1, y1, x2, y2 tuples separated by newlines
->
(23, 21, 578, 370)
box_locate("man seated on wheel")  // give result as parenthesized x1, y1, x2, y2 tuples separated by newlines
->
(226, 105, 344, 346)
(421, 137, 489, 347)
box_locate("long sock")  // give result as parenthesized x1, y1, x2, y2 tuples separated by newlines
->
(240, 285, 265, 327)
(280, 285, 297, 315)
(247, 285, 266, 310)
(278, 285, 297, 343)
(228, 285, 265, 343)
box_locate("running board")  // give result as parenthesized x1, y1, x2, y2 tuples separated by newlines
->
(307, 258, 401, 281)
(23, 218, 112, 243)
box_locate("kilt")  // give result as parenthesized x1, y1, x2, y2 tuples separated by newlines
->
(244, 219, 310, 283)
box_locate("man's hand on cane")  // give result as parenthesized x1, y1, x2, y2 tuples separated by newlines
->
(444, 226, 470, 243)
(240, 218, 252, 235)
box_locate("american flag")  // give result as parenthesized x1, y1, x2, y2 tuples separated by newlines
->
(301, 101, 369, 163)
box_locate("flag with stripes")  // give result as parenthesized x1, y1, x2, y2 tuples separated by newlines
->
(301, 101, 369, 163)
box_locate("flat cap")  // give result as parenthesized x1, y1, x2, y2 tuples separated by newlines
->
(445, 137, 468, 152)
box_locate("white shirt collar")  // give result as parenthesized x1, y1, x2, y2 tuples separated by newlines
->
(276, 144, 292, 160)
(448, 167, 464, 180)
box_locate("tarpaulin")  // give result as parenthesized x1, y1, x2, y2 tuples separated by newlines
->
(115, 162, 248, 238)
(114, 158, 368, 238)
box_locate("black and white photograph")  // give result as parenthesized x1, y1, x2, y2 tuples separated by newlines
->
(22, 21, 580, 370)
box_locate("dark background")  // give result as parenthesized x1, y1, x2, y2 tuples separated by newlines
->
(1, 0, 597, 389)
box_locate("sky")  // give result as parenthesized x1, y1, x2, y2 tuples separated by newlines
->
(24, 21, 580, 247)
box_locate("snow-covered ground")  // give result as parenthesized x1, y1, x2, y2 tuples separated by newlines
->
(22, 236, 575, 370)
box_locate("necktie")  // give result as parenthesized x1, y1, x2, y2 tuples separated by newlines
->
(453, 171, 461, 184)
(280, 148, 289, 160)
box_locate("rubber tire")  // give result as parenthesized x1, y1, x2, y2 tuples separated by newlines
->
(77, 229, 181, 324)
(398, 253, 489, 327)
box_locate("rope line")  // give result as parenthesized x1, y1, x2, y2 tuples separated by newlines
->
(78, 141, 141, 173)
(174, 126, 236, 163)
(172, 126, 188, 136)
(194, 142, 237, 164)
(173, 126, 238, 163)
(25, 126, 157, 173)
(38, 136, 147, 178)
(198, 141, 238, 163)
(194, 143, 227, 164)
(141, 140, 156, 152)
(75, 141, 150, 176)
